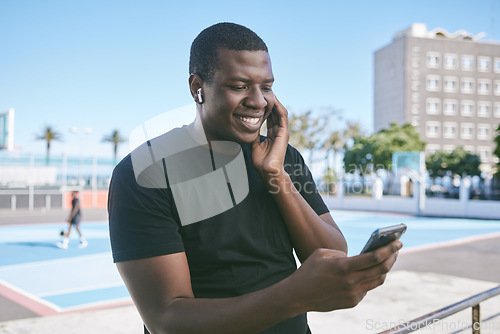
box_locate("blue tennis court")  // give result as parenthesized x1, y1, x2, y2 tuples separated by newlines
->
(1, 211, 500, 316)
(332, 210, 500, 255)
(0, 222, 129, 314)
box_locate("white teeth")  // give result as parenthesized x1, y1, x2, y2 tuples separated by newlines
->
(237, 116, 260, 125)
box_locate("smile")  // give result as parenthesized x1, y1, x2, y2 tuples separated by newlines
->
(236, 115, 261, 125)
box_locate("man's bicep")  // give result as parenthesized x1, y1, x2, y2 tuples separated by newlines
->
(319, 212, 341, 232)
(116, 252, 193, 328)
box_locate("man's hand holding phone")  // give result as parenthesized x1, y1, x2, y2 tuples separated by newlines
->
(285, 239, 402, 314)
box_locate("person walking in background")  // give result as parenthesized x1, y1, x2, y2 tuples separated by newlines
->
(57, 191, 87, 249)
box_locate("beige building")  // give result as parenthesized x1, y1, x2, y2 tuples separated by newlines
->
(374, 23, 500, 172)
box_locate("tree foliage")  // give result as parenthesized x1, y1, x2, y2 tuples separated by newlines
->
(343, 120, 363, 148)
(288, 111, 326, 164)
(494, 125, 500, 176)
(102, 129, 126, 162)
(426, 147, 481, 180)
(426, 150, 448, 179)
(35, 125, 63, 164)
(343, 123, 426, 174)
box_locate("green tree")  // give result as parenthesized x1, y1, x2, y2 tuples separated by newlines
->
(323, 130, 343, 173)
(494, 125, 500, 176)
(343, 136, 375, 193)
(288, 112, 310, 152)
(35, 125, 62, 165)
(322, 167, 338, 194)
(426, 150, 449, 183)
(448, 147, 481, 178)
(371, 123, 426, 170)
(102, 129, 126, 162)
(288, 111, 325, 165)
(343, 120, 363, 149)
(343, 123, 426, 193)
(426, 147, 481, 182)
(343, 137, 375, 174)
(344, 123, 425, 172)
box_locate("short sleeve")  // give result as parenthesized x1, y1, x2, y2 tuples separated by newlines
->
(284, 146, 329, 216)
(108, 155, 184, 263)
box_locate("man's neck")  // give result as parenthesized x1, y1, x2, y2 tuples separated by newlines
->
(187, 112, 241, 155)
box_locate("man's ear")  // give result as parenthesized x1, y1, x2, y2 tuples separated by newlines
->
(189, 74, 204, 104)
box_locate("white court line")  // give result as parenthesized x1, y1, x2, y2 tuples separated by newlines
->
(0, 252, 112, 271)
(61, 297, 133, 312)
(0, 279, 62, 312)
(401, 231, 500, 254)
(38, 281, 126, 297)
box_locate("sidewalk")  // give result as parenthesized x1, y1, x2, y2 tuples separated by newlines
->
(1, 270, 498, 334)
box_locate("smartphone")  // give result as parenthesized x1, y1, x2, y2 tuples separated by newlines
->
(360, 223, 407, 254)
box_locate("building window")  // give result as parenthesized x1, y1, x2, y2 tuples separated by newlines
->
(461, 78, 474, 94)
(477, 102, 490, 117)
(426, 121, 441, 138)
(495, 58, 500, 73)
(426, 98, 440, 114)
(427, 52, 440, 68)
(477, 147, 490, 163)
(444, 53, 457, 70)
(494, 80, 500, 96)
(443, 99, 457, 115)
(443, 76, 457, 93)
(411, 117, 419, 127)
(477, 57, 490, 72)
(426, 144, 440, 155)
(461, 101, 474, 117)
(495, 103, 500, 118)
(477, 124, 490, 140)
(443, 145, 455, 153)
(477, 79, 490, 95)
(427, 75, 440, 91)
(463, 146, 474, 154)
(462, 55, 474, 71)
(461, 123, 474, 139)
(443, 123, 457, 139)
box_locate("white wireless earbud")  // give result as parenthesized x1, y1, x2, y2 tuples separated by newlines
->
(197, 88, 203, 103)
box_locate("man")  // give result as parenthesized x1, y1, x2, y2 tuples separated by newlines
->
(108, 22, 401, 334)
(58, 191, 87, 249)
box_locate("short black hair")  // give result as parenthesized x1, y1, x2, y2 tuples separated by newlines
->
(189, 22, 268, 83)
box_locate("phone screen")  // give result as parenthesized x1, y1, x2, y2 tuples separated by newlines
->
(360, 223, 407, 254)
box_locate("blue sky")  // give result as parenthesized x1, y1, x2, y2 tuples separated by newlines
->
(1, 0, 499, 159)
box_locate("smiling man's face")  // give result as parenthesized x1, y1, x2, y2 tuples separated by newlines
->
(199, 48, 275, 144)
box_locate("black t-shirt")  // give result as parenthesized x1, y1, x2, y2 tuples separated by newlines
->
(71, 198, 81, 222)
(108, 128, 329, 334)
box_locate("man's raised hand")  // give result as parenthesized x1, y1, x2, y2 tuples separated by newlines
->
(252, 95, 290, 179)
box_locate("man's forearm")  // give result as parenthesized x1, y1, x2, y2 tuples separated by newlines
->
(267, 170, 347, 261)
(146, 276, 301, 334)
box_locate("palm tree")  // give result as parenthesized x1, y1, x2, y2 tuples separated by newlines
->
(323, 130, 344, 173)
(343, 120, 364, 149)
(35, 125, 62, 165)
(102, 129, 126, 163)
